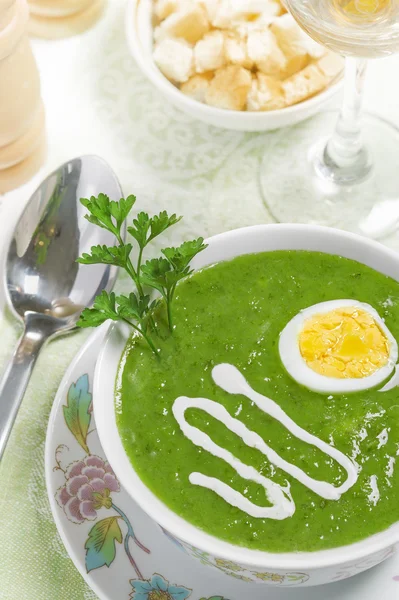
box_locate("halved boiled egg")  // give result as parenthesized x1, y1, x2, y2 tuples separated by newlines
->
(279, 300, 398, 394)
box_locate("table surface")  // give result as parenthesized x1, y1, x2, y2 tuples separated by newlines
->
(0, 1, 399, 598)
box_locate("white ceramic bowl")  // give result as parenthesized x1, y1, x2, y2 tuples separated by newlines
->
(94, 224, 399, 587)
(125, 0, 343, 132)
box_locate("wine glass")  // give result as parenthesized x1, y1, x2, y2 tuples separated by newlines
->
(259, 0, 399, 240)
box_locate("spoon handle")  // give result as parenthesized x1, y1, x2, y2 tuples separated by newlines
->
(0, 319, 50, 461)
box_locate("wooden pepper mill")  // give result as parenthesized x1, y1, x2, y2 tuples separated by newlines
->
(0, 0, 46, 194)
(28, 0, 106, 38)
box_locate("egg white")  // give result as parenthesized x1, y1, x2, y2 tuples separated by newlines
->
(279, 300, 398, 394)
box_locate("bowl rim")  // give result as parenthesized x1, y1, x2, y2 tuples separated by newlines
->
(125, 0, 343, 123)
(94, 223, 399, 571)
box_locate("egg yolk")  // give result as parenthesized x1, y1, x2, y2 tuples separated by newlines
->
(299, 307, 390, 379)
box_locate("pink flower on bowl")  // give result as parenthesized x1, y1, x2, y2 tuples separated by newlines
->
(56, 455, 120, 523)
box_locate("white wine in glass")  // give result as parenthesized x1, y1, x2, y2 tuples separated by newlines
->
(294, 0, 399, 56)
(260, 0, 399, 240)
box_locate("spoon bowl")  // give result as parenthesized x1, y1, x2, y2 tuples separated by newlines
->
(0, 155, 122, 459)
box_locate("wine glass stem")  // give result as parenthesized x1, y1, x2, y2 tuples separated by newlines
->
(315, 57, 371, 184)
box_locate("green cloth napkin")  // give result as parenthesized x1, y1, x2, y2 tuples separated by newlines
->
(0, 314, 95, 599)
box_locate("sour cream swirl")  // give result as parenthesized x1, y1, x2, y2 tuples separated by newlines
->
(172, 364, 358, 520)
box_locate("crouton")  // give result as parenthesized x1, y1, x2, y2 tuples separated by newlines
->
(247, 29, 287, 76)
(247, 73, 286, 111)
(181, 72, 214, 102)
(205, 65, 252, 110)
(155, 3, 210, 44)
(194, 31, 226, 73)
(153, 38, 194, 83)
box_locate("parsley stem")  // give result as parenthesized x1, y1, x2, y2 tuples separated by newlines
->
(115, 231, 124, 247)
(116, 232, 145, 298)
(121, 318, 159, 356)
(136, 246, 159, 333)
(137, 246, 144, 278)
(166, 289, 173, 332)
(128, 257, 145, 296)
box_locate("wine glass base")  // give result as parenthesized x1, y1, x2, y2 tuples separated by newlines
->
(260, 111, 399, 240)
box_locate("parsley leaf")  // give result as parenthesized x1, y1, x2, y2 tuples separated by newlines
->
(162, 238, 208, 272)
(81, 193, 136, 241)
(80, 194, 117, 236)
(77, 291, 119, 328)
(148, 211, 182, 242)
(141, 258, 172, 297)
(109, 195, 136, 232)
(116, 292, 149, 322)
(77, 291, 158, 355)
(77, 244, 133, 268)
(128, 211, 182, 250)
(127, 212, 151, 249)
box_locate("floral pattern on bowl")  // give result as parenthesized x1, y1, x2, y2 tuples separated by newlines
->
(51, 370, 226, 599)
(160, 530, 310, 586)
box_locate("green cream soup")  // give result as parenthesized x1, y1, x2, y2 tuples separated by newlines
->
(116, 251, 399, 552)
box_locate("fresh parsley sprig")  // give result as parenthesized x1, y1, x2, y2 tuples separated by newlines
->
(76, 194, 207, 356)
(141, 238, 207, 329)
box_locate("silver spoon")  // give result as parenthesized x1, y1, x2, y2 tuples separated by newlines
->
(0, 156, 122, 460)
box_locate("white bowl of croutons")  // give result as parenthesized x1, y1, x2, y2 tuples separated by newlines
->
(126, 0, 344, 132)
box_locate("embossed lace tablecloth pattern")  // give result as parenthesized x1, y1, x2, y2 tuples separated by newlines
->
(0, 2, 399, 598)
